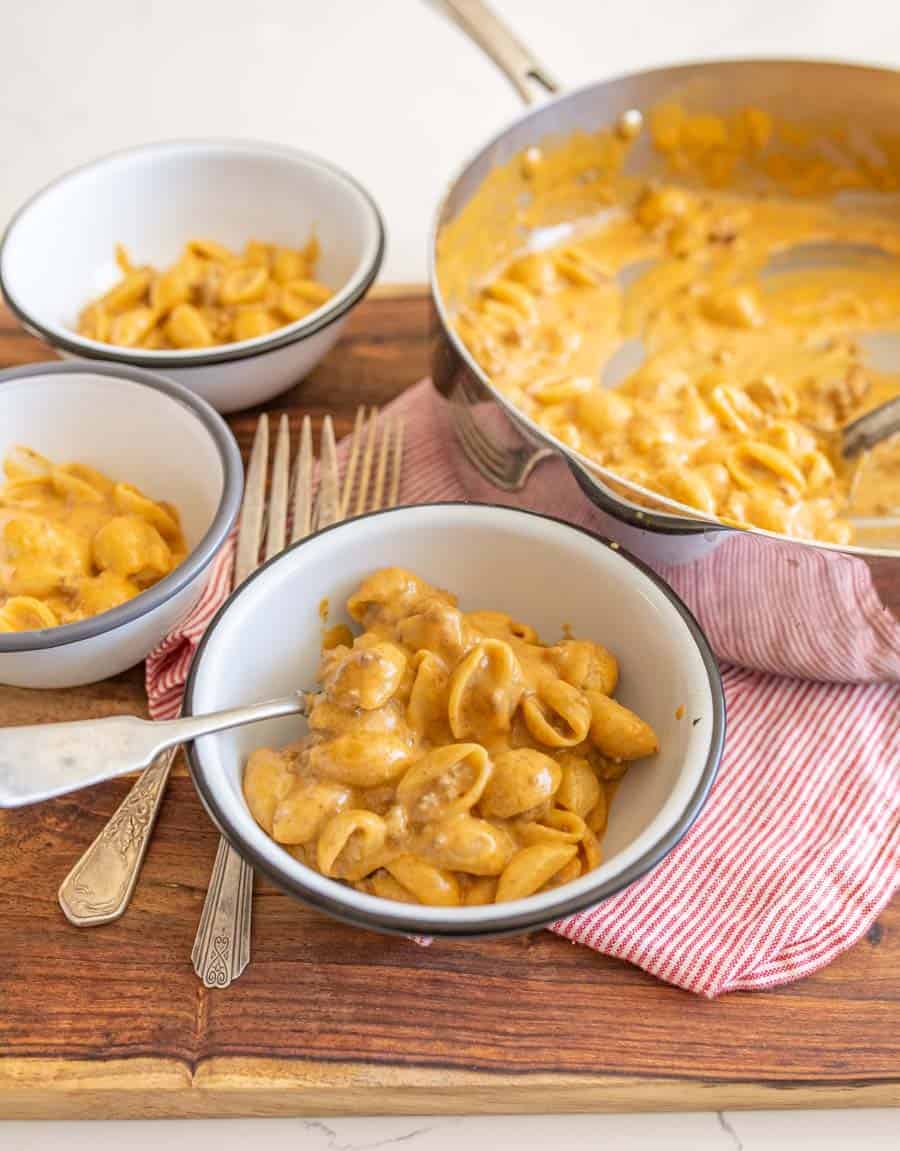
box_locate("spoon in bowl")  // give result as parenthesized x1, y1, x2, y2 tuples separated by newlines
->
(0, 693, 311, 808)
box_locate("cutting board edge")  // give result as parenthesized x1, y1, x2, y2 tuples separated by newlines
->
(1, 1056, 897, 1118)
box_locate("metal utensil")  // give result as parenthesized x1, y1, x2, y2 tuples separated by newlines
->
(191, 409, 324, 988)
(190, 404, 404, 988)
(56, 412, 275, 927)
(0, 694, 309, 808)
(430, 2, 900, 683)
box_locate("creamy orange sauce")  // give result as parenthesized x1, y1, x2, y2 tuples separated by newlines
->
(440, 105, 900, 545)
(0, 447, 186, 631)
(243, 568, 658, 907)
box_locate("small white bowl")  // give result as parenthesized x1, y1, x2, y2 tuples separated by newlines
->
(0, 362, 242, 688)
(185, 504, 724, 938)
(0, 140, 385, 413)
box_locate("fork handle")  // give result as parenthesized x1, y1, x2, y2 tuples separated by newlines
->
(58, 747, 177, 926)
(192, 837, 253, 987)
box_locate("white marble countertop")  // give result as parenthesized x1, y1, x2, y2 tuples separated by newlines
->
(5, 1111, 900, 1149)
(2, 0, 897, 1143)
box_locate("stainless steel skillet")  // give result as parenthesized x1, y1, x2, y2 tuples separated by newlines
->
(428, 0, 900, 682)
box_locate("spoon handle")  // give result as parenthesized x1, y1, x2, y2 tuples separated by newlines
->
(0, 694, 306, 808)
(842, 395, 900, 458)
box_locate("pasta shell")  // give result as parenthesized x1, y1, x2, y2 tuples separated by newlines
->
(0, 595, 58, 632)
(515, 808, 587, 846)
(317, 810, 387, 881)
(396, 743, 492, 822)
(219, 265, 269, 305)
(555, 753, 602, 818)
(113, 483, 181, 540)
(165, 304, 214, 349)
(448, 639, 524, 741)
(521, 677, 591, 748)
(397, 600, 471, 665)
(272, 780, 352, 844)
(242, 747, 296, 834)
(110, 307, 158, 348)
(367, 870, 420, 903)
(92, 515, 172, 585)
(414, 814, 516, 876)
(347, 567, 439, 625)
(3, 446, 51, 481)
(462, 876, 498, 906)
(232, 310, 280, 342)
(386, 855, 460, 907)
(307, 733, 413, 787)
(76, 571, 139, 617)
(406, 650, 451, 739)
(587, 691, 659, 761)
(466, 610, 538, 643)
(496, 843, 578, 902)
(321, 636, 407, 710)
(271, 247, 308, 284)
(150, 267, 190, 314)
(51, 468, 104, 504)
(479, 748, 561, 819)
(726, 440, 807, 495)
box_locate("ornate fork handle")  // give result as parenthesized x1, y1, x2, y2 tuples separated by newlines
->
(191, 841, 252, 987)
(58, 748, 176, 926)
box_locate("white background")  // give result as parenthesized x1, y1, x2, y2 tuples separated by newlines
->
(4, 0, 900, 282)
(2, 0, 898, 1145)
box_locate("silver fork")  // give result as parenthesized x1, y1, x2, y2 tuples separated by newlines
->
(58, 413, 283, 929)
(191, 405, 404, 988)
(449, 375, 551, 492)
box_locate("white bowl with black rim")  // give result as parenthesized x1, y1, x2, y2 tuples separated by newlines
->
(184, 503, 725, 938)
(0, 140, 385, 413)
(0, 362, 242, 688)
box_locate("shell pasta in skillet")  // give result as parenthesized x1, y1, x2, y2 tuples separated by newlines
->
(243, 568, 659, 907)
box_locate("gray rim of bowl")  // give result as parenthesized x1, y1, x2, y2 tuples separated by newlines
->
(183, 502, 726, 938)
(0, 142, 386, 368)
(0, 361, 243, 652)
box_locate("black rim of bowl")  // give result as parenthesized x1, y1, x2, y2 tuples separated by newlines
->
(0, 141, 386, 368)
(0, 361, 243, 652)
(184, 502, 726, 938)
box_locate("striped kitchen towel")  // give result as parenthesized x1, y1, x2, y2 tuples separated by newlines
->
(147, 379, 899, 997)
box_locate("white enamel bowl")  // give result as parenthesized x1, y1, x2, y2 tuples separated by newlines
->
(0, 140, 385, 413)
(0, 362, 242, 688)
(185, 504, 725, 938)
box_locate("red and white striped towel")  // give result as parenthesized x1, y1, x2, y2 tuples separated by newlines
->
(147, 380, 900, 997)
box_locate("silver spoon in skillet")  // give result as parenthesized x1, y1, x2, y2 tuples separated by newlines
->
(602, 241, 900, 458)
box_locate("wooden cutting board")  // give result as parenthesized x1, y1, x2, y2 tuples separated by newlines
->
(0, 293, 897, 1119)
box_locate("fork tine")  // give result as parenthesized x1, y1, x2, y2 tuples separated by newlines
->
(456, 405, 507, 474)
(455, 402, 507, 469)
(370, 413, 392, 512)
(291, 416, 313, 544)
(354, 407, 379, 517)
(388, 415, 404, 507)
(340, 406, 366, 519)
(265, 414, 290, 561)
(315, 416, 341, 529)
(233, 415, 269, 588)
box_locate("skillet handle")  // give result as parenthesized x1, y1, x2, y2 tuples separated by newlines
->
(441, 0, 559, 103)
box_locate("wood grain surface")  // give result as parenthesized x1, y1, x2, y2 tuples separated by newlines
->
(0, 296, 897, 1119)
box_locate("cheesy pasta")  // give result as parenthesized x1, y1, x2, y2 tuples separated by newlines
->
(442, 105, 900, 545)
(0, 446, 186, 631)
(77, 236, 332, 350)
(243, 568, 659, 906)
